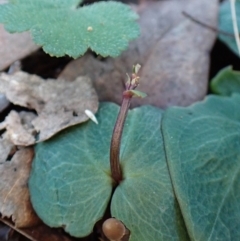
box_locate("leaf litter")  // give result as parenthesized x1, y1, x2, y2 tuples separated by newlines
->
(0, 71, 98, 145)
(59, 0, 218, 108)
(0, 111, 36, 146)
(0, 146, 40, 227)
(0, 70, 98, 238)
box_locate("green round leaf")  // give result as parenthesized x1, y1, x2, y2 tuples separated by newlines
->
(162, 94, 240, 241)
(210, 66, 240, 96)
(0, 0, 139, 58)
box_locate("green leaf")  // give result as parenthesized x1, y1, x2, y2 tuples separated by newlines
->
(218, 1, 240, 57)
(162, 94, 240, 241)
(29, 103, 116, 237)
(0, 0, 139, 58)
(29, 95, 240, 239)
(29, 103, 189, 240)
(210, 66, 240, 96)
(111, 106, 189, 241)
(127, 89, 147, 98)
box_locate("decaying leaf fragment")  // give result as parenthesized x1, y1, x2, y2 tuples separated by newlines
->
(0, 133, 15, 163)
(0, 71, 98, 143)
(0, 23, 38, 71)
(0, 146, 40, 228)
(0, 111, 36, 146)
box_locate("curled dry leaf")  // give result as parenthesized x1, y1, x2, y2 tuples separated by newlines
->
(59, 0, 218, 108)
(0, 146, 41, 228)
(0, 71, 98, 144)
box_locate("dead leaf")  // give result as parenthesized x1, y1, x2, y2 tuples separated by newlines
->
(59, 0, 218, 108)
(18, 111, 36, 133)
(0, 24, 38, 71)
(0, 94, 9, 113)
(0, 71, 98, 143)
(0, 133, 15, 164)
(0, 147, 41, 228)
(0, 111, 36, 146)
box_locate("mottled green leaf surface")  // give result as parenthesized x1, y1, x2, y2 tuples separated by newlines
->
(162, 94, 240, 241)
(0, 0, 139, 58)
(29, 104, 115, 237)
(211, 66, 240, 96)
(30, 95, 240, 240)
(218, 1, 240, 56)
(111, 106, 189, 241)
(29, 103, 188, 240)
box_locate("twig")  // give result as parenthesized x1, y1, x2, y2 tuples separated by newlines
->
(182, 11, 235, 38)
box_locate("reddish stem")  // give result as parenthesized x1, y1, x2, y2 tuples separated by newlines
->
(110, 69, 140, 184)
(110, 96, 131, 184)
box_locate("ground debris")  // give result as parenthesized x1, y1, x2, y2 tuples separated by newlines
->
(0, 71, 98, 144)
(0, 147, 41, 228)
(60, 0, 218, 108)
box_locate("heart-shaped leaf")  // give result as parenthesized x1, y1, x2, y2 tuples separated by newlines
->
(29, 104, 115, 237)
(0, 0, 139, 58)
(162, 94, 240, 241)
(29, 103, 188, 239)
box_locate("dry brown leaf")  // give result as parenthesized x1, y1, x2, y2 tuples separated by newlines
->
(0, 71, 98, 143)
(0, 24, 38, 71)
(0, 132, 16, 164)
(59, 0, 218, 108)
(0, 147, 41, 228)
(0, 111, 36, 146)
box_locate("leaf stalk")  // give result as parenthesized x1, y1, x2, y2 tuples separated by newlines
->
(110, 64, 145, 184)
